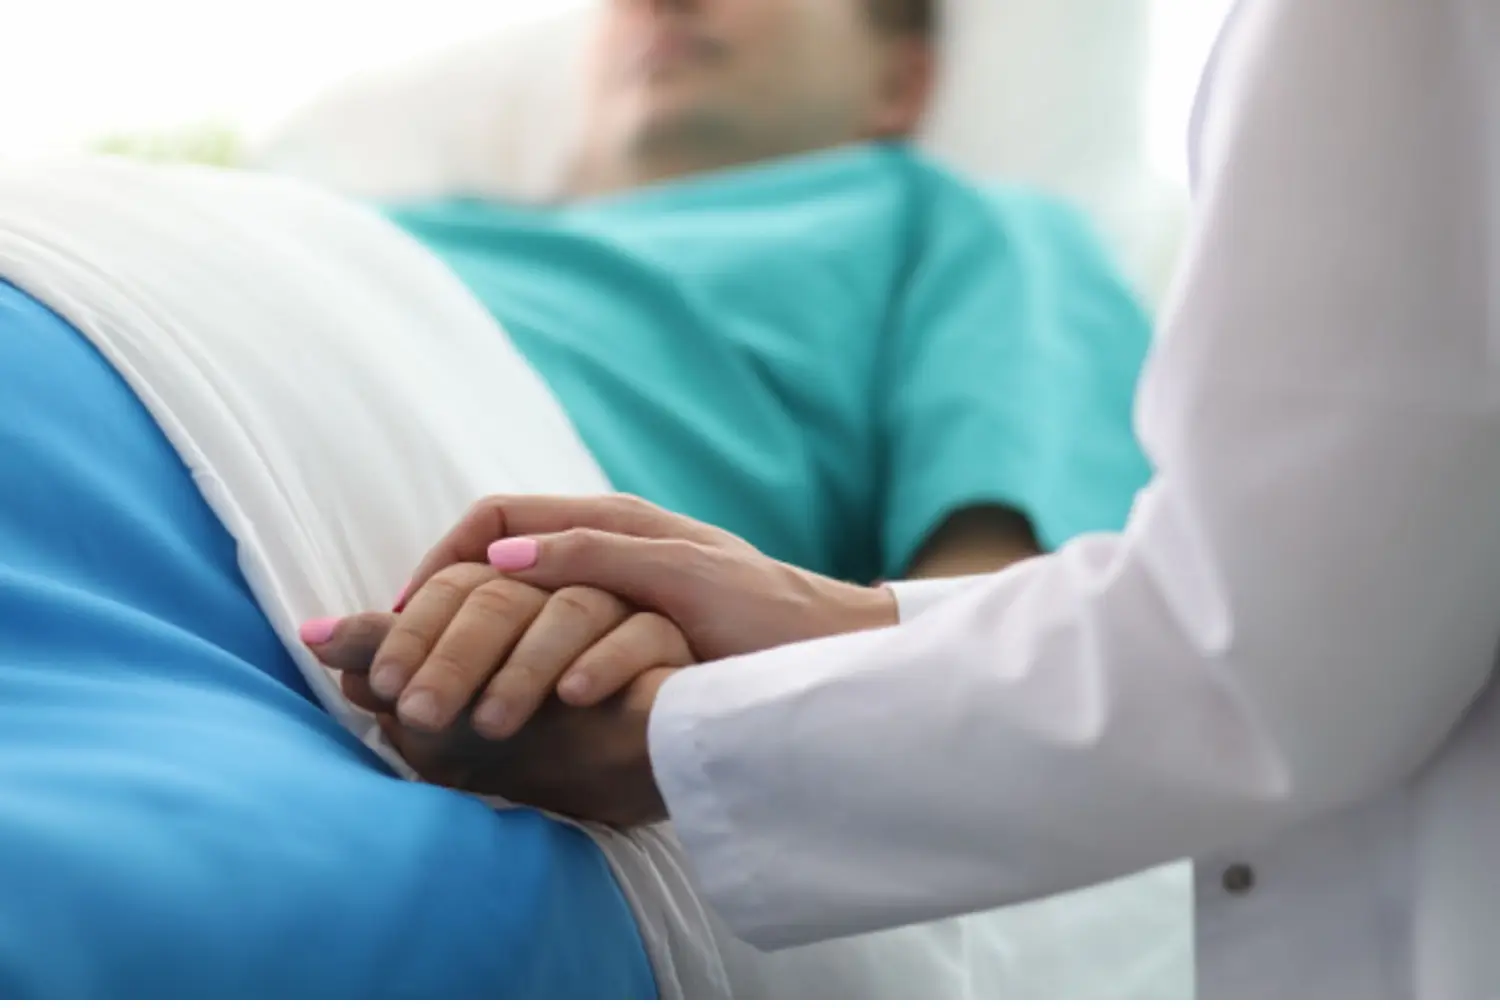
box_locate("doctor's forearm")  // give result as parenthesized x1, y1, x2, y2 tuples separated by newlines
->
(647, 0, 1500, 948)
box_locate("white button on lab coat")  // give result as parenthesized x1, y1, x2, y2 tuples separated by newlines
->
(646, 0, 1500, 997)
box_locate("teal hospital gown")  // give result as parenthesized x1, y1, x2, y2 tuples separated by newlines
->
(391, 143, 1152, 584)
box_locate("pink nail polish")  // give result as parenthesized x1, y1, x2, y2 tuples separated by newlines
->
(299, 618, 338, 646)
(393, 580, 412, 612)
(488, 537, 539, 572)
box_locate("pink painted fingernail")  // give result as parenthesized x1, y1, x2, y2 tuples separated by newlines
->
(393, 580, 412, 612)
(299, 618, 338, 646)
(487, 538, 539, 572)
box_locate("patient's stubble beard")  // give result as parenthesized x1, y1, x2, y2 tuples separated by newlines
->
(630, 110, 750, 180)
(580, 98, 861, 197)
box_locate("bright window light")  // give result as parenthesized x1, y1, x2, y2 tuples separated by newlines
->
(0, 0, 589, 158)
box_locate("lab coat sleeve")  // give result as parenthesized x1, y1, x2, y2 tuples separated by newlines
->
(647, 0, 1500, 949)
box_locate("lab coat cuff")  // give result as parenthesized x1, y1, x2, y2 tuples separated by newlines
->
(647, 663, 770, 933)
(888, 574, 993, 623)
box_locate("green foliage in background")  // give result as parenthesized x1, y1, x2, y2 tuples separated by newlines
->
(92, 122, 245, 167)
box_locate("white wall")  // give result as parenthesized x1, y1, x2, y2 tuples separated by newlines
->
(928, 0, 1150, 201)
(3, 0, 1224, 181)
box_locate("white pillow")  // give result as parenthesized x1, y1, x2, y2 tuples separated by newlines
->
(258, 6, 595, 205)
(257, 0, 1185, 296)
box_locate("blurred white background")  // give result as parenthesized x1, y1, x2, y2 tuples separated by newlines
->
(1147, 0, 1234, 181)
(0, 0, 1229, 181)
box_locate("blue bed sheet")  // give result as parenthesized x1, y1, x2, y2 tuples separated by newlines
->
(0, 281, 655, 997)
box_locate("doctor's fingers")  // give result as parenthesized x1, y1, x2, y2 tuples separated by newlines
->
(485, 529, 716, 629)
(398, 493, 741, 610)
(488, 528, 900, 662)
(494, 494, 741, 548)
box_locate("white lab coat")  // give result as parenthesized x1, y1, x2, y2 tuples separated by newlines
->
(646, 0, 1500, 997)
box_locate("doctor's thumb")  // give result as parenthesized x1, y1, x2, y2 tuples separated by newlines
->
(486, 530, 704, 616)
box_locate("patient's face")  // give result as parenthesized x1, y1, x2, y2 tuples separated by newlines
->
(582, 0, 933, 178)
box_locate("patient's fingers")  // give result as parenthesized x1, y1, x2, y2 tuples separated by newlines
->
(555, 612, 693, 707)
(471, 586, 630, 739)
(395, 575, 548, 732)
(369, 563, 501, 705)
(340, 669, 394, 714)
(302, 611, 394, 671)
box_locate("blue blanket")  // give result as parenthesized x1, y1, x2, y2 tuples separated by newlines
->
(0, 281, 655, 997)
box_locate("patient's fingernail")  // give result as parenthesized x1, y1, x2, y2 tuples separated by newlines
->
(393, 580, 412, 612)
(298, 618, 338, 646)
(558, 673, 591, 702)
(488, 538, 539, 572)
(473, 698, 509, 738)
(398, 689, 441, 731)
(369, 661, 405, 700)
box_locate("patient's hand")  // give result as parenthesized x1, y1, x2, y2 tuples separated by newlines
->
(301, 563, 691, 786)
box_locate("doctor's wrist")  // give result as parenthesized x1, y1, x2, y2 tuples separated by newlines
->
(756, 564, 897, 651)
(838, 582, 900, 637)
(798, 575, 898, 643)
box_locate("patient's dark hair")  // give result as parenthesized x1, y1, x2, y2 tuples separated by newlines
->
(866, 0, 938, 39)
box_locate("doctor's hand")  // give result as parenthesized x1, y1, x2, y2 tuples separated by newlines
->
(401, 494, 898, 663)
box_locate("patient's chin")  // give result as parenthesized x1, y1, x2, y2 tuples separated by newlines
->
(634, 104, 741, 158)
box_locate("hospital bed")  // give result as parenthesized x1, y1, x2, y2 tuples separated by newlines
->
(0, 2, 1195, 998)
(258, 5, 1196, 998)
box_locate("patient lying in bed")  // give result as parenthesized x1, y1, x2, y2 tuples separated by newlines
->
(0, 173, 1159, 1000)
(388, 143, 1150, 591)
(346, 135, 1158, 761)
(384, 0, 1151, 597)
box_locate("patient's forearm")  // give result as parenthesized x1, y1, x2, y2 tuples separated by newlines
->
(904, 505, 1039, 579)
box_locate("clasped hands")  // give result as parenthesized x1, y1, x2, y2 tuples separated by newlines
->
(302, 494, 897, 827)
